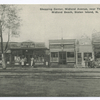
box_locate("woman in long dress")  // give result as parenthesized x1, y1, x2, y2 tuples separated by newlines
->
(31, 57, 34, 67)
(21, 58, 24, 67)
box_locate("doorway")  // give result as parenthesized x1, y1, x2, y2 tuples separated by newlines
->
(59, 51, 66, 64)
(26, 54, 32, 65)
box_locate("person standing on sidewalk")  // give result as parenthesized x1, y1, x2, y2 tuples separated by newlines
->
(90, 57, 93, 68)
(21, 57, 24, 68)
(84, 57, 88, 68)
(82, 59, 85, 68)
(88, 57, 90, 68)
(31, 56, 34, 68)
(24, 57, 27, 67)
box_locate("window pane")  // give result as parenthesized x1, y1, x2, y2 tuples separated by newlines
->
(77, 53, 82, 63)
(78, 53, 81, 58)
(51, 52, 58, 57)
(84, 53, 92, 58)
(67, 52, 74, 57)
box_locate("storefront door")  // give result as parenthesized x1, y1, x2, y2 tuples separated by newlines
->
(59, 52, 66, 64)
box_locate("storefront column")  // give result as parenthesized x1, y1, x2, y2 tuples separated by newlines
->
(9, 54, 11, 65)
(58, 51, 59, 64)
(66, 51, 67, 64)
(92, 52, 94, 60)
(75, 45, 78, 66)
(50, 51, 52, 63)
(82, 52, 84, 64)
(75, 51, 77, 65)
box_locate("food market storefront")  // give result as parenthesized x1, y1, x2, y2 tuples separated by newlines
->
(10, 40, 49, 66)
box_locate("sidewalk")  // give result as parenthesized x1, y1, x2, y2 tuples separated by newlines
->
(0, 66, 100, 73)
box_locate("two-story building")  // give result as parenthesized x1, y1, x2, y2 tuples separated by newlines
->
(49, 38, 76, 67)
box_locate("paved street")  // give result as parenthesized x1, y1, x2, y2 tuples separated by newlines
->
(0, 67, 100, 97)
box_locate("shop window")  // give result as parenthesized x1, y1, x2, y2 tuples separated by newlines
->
(33, 51, 45, 63)
(77, 53, 82, 62)
(78, 53, 81, 58)
(84, 53, 92, 58)
(95, 52, 100, 58)
(14, 56, 21, 63)
(67, 52, 74, 57)
(12, 50, 22, 62)
(51, 52, 58, 57)
(51, 52, 58, 62)
(34, 55, 44, 62)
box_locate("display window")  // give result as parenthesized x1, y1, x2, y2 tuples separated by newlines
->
(51, 52, 58, 62)
(67, 52, 75, 62)
(67, 52, 74, 57)
(84, 52, 92, 60)
(77, 53, 82, 63)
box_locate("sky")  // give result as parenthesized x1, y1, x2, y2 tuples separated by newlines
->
(3, 4, 100, 47)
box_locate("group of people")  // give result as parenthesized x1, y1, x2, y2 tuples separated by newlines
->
(20, 56, 34, 67)
(82, 57, 94, 68)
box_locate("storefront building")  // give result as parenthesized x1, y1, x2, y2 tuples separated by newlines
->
(0, 40, 49, 67)
(76, 35, 94, 66)
(49, 39, 76, 66)
(92, 32, 100, 60)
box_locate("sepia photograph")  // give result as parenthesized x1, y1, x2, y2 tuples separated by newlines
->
(0, 4, 100, 97)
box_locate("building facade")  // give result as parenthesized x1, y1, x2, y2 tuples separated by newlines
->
(92, 32, 100, 60)
(49, 39, 76, 66)
(76, 35, 94, 66)
(0, 40, 49, 67)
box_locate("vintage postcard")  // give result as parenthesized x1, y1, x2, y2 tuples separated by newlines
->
(0, 4, 100, 97)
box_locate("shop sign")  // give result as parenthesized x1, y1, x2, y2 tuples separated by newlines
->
(21, 42, 35, 48)
(10, 43, 21, 48)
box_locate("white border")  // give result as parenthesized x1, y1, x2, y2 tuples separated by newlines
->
(0, 0, 100, 4)
(1, 97, 100, 100)
(0, 0, 100, 100)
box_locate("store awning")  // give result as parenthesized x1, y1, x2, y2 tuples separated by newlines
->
(6, 50, 11, 53)
(10, 47, 48, 50)
(0, 50, 11, 53)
